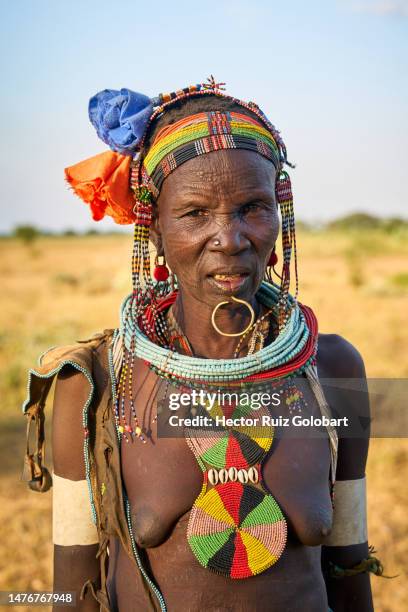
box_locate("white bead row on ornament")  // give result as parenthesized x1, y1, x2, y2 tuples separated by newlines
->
(208, 466, 259, 486)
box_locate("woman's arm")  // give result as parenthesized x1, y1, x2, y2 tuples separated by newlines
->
(52, 367, 100, 612)
(320, 335, 374, 612)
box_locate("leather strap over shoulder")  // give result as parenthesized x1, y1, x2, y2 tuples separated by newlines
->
(21, 329, 115, 493)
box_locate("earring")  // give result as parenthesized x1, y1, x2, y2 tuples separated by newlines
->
(153, 254, 170, 281)
(267, 247, 278, 267)
(265, 246, 281, 285)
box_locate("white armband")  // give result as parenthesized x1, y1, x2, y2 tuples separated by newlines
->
(52, 472, 99, 546)
(324, 477, 367, 547)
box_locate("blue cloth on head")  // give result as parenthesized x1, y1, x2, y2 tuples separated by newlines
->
(88, 88, 153, 155)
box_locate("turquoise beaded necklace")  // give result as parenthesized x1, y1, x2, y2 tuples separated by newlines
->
(120, 282, 310, 384)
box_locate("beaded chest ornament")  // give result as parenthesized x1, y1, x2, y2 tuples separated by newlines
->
(185, 397, 286, 578)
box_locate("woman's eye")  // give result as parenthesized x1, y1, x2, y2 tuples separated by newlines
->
(241, 202, 261, 214)
(184, 209, 209, 218)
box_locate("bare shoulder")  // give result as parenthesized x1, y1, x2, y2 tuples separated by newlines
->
(316, 333, 366, 379)
(52, 365, 92, 480)
(53, 365, 92, 419)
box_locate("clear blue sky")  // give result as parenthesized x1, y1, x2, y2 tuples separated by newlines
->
(0, 0, 407, 231)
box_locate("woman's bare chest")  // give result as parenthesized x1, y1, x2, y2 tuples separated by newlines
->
(120, 364, 333, 549)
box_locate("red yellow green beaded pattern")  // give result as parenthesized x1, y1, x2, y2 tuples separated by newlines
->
(186, 398, 287, 578)
(143, 111, 280, 198)
(186, 399, 272, 469)
(188, 482, 286, 578)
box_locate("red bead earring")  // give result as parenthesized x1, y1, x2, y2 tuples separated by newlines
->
(267, 248, 278, 267)
(153, 255, 169, 281)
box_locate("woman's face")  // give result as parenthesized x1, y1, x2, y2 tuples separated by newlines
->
(152, 149, 279, 306)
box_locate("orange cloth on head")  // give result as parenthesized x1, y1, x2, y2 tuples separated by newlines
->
(65, 151, 135, 224)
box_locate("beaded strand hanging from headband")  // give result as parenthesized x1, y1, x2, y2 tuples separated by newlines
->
(275, 170, 298, 329)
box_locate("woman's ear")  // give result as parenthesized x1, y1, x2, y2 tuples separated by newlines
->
(149, 204, 163, 253)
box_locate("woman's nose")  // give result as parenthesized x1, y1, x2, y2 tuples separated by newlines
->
(209, 218, 251, 255)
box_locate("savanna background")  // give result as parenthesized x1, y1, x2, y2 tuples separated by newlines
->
(0, 216, 407, 611)
(0, 0, 407, 610)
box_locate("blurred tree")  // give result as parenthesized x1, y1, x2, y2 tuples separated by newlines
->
(13, 225, 40, 244)
(382, 217, 408, 234)
(327, 212, 382, 231)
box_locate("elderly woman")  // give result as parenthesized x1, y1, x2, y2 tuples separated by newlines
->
(22, 78, 381, 612)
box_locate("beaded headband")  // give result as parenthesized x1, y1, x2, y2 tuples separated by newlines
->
(139, 111, 281, 199)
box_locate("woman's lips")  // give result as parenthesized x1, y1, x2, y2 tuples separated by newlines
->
(208, 273, 250, 292)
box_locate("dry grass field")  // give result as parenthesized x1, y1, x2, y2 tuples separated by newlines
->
(0, 228, 407, 611)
